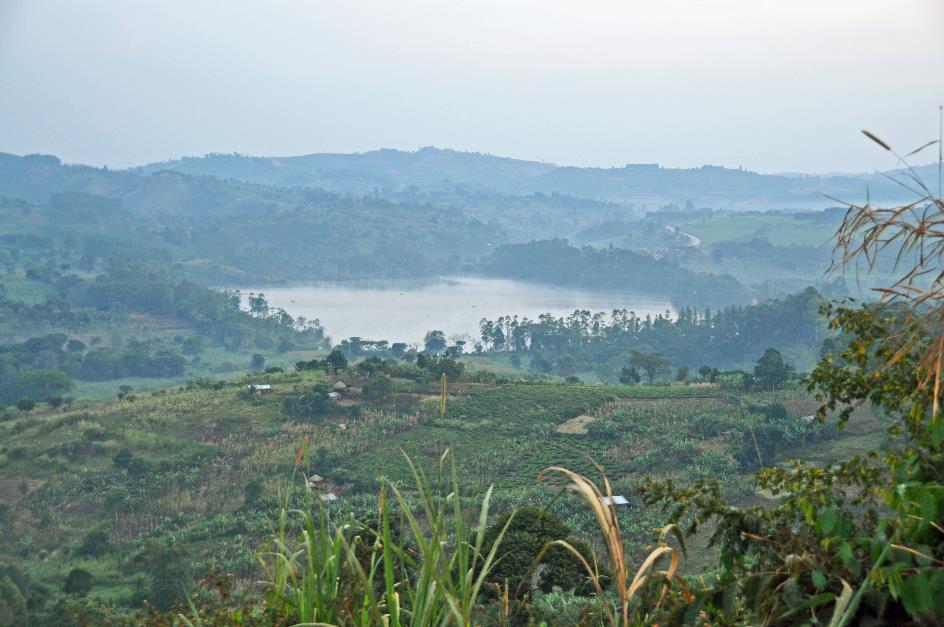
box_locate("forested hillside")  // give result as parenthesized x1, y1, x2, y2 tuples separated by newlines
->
(1, 154, 772, 305)
(0, 155, 504, 283)
(483, 239, 752, 309)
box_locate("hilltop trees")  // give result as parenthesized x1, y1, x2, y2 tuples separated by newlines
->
(753, 347, 792, 390)
(415, 353, 464, 380)
(247, 292, 269, 317)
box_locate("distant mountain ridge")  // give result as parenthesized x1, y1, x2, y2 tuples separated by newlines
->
(136, 147, 557, 196)
(134, 146, 937, 208)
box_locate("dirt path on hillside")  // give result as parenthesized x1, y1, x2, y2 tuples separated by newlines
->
(555, 414, 594, 434)
(664, 225, 702, 247)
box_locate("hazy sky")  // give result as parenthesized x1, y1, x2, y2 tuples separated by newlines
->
(1, 0, 942, 173)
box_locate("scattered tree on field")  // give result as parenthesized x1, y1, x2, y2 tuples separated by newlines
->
(629, 350, 672, 383)
(753, 347, 792, 390)
(423, 330, 447, 355)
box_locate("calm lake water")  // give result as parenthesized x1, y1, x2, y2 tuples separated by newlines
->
(242, 277, 673, 346)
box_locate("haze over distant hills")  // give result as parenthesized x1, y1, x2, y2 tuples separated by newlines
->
(134, 147, 936, 209)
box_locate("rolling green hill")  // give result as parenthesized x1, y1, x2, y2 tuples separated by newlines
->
(0, 368, 883, 622)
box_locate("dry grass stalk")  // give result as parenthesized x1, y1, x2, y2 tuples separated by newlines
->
(831, 128, 944, 420)
(538, 464, 684, 625)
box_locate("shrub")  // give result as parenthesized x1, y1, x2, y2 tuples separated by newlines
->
(133, 541, 188, 611)
(112, 447, 133, 468)
(243, 477, 265, 508)
(532, 587, 602, 627)
(282, 384, 333, 420)
(481, 507, 593, 595)
(77, 531, 110, 557)
(325, 349, 348, 372)
(362, 374, 394, 402)
(63, 568, 92, 596)
(0, 574, 26, 626)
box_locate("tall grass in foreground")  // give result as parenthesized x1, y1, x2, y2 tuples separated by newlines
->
(258, 446, 512, 626)
(252, 443, 685, 626)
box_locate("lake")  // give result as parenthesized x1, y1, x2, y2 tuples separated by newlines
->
(242, 277, 673, 346)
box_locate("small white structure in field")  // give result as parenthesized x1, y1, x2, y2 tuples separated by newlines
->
(599, 495, 630, 507)
(307, 474, 324, 488)
(320, 492, 338, 502)
(247, 384, 272, 394)
(328, 392, 341, 401)
(333, 381, 347, 390)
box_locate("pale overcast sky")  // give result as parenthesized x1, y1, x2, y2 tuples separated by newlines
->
(0, 0, 941, 172)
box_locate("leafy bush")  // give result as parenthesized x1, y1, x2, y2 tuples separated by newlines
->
(77, 531, 110, 557)
(481, 507, 594, 595)
(361, 374, 394, 402)
(63, 568, 92, 596)
(0, 575, 26, 627)
(282, 384, 333, 420)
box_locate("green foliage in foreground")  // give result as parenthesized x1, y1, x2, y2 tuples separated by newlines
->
(641, 301, 944, 624)
(257, 450, 513, 626)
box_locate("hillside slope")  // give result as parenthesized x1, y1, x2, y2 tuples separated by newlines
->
(135, 147, 932, 207)
(0, 373, 882, 621)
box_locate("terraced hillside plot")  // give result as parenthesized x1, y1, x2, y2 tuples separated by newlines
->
(337, 385, 734, 490)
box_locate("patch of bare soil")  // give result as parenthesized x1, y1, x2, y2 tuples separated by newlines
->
(698, 436, 727, 453)
(555, 414, 594, 434)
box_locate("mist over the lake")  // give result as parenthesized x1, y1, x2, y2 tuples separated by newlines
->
(241, 277, 673, 346)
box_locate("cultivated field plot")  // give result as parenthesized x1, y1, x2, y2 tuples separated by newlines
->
(338, 385, 736, 490)
(675, 213, 837, 247)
